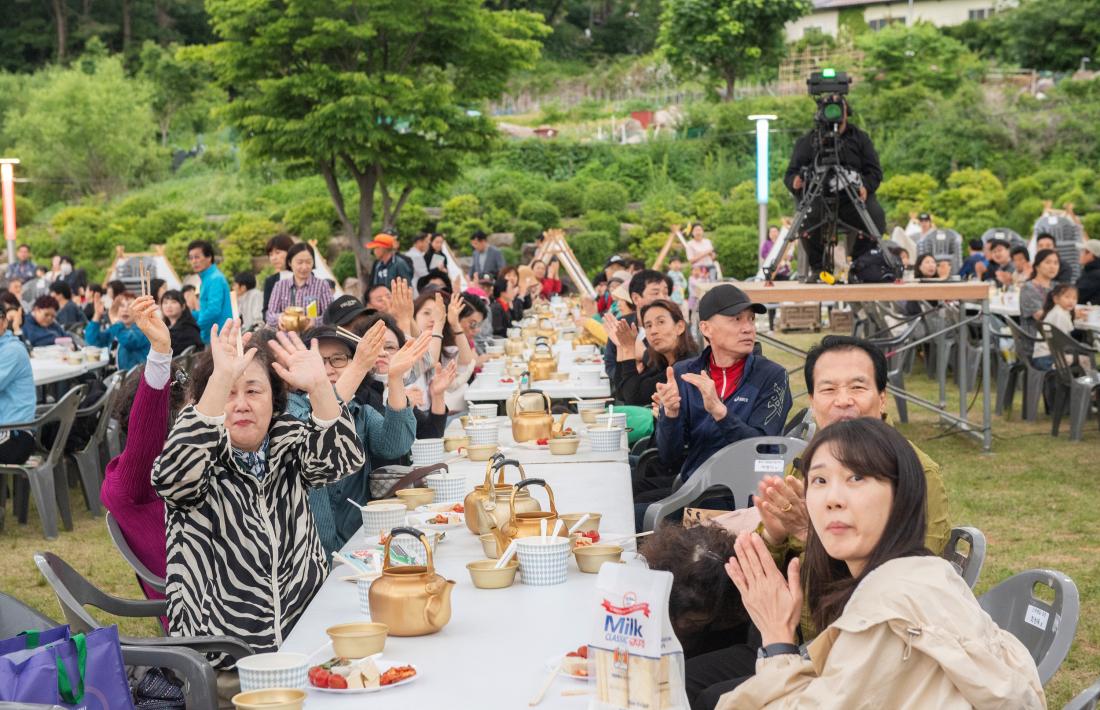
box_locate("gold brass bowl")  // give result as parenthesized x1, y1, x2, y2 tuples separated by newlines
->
(547, 436, 580, 455)
(466, 443, 498, 462)
(444, 435, 469, 452)
(466, 559, 519, 589)
(574, 544, 624, 573)
(559, 512, 601, 533)
(232, 688, 306, 710)
(325, 622, 388, 658)
(479, 533, 501, 558)
(395, 488, 434, 509)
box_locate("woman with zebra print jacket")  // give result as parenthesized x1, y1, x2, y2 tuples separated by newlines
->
(152, 322, 365, 671)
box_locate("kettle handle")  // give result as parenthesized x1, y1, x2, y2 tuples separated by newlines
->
(519, 387, 554, 414)
(381, 526, 434, 574)
(509, 476, 555, 527)
(482, 451, 507, 488)
(486, 458, 527, 509)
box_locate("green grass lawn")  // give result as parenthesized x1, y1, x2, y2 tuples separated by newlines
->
(1, 331, 1097, 705)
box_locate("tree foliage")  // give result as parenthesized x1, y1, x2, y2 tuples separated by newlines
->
(138, 41, 219, 146)
(202, 0, 548, 272)
(658, 0, 811, 100)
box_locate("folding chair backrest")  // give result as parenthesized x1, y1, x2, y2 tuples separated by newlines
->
(105, 512, 166, 592)
(1040, 322, 1095, 386)
(77, 373, 122, 447)
(980, 227, 1026, 250)
(941, 526, 986, 589)
(1033, 214, 1083, 281)
(33, 551, 109, 634)
(1001, 315, 1042, 361)
(917, 229, 963, 273)
(0, 591, 58, 636)
(34, 387, 85, 469)
(642, 437, 807, 532)
(978, 568, 1079, 686)
(1064, 676, 1100, 710)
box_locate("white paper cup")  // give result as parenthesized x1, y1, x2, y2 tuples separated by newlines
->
(465, 424, 499, 446)
(360, 503, 406, 537)
(411, 438, 445, 466)
(425, 473, 466, 504)
(516, 537, 571, 586)
(236, 653, 309, 691)
(357, 578, 372, 617)
(574, 365, 604, 384)
(594, 412, 627, 430)
(589, 426, 625, 453)
(467, 402, 498, 419)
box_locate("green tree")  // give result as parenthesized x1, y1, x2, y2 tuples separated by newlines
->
(201, 0, 548, 274)
(5, 54, 161, 200)
(138, 41, 218, 146)
(658, 0, 810, 101)
(990, 0, 1100, 72)
(857, 23, 983, 97)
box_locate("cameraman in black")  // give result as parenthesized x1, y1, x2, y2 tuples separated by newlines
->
(784, 95, 887, 279)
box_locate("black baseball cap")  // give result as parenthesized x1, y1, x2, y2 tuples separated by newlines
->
(605, 255, 625, 267)
(303, 324, 357, 352)
(698, 284, 766, 321)
(324, 295, 372, 327)
(918, 212, 931, 221)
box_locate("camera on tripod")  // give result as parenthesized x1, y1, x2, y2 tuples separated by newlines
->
(808, 69, 850, 131)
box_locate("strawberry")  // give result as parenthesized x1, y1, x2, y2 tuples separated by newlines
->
(327, 673, 348, 689)
(577, 645, 589, 658)
(583, 530, 600, 543)
(536, 438, 549, 446)
(308, 666, 330, 688)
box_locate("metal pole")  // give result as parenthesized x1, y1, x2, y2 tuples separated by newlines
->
(980, 299, 993, 452)
(749, 115, 776, 273)
(0, 159, 18, 266)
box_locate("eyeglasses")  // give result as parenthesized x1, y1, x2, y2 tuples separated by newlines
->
(381, 345, 400, 354)
(322, 354, 350, 368)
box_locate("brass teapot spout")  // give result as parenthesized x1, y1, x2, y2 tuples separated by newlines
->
(424, 578, 456, 629)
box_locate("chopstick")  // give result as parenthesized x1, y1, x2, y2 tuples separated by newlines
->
(139, 258, 149, 298)
(560, 689, 591, 697)
(336, 326, 362, 343)
(529, 661, 562, 706)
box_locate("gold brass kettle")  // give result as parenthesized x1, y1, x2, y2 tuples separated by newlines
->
(527, 340, 557, 381)
(278, 306, 310, 333)
(463, 455, 539, 534)
(510, 388, 554, 442)
(482, 478, 565, 555)
(536, 317, 557, 343)
(368, 527, 455, 637)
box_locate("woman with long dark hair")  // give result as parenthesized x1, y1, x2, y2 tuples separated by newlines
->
(160, 289, 203, 356)
(714, 417, 1043, 708)
(611, 298, 696, 406)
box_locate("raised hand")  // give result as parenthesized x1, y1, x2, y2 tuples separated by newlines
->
(725, 532, 802, 647)
(754, 476, 809, 545)
(681, 370, 726, 421)
(131, 295, 171, 354)
(92, 291, 105, 321)
(351, 319, 387, 373)
(429, 359, 458, 398)
(653, 366, 681, 418)
(614, 318, 639, 360)
(603, 311, 621, 347)
(446, 291, 464, 331)
(390, 278, 414, 334)
(209, 319, 256, 384)
(268, 330, 329, 395)
(405, 386, 426, 408)
(387, 331, 433, 380)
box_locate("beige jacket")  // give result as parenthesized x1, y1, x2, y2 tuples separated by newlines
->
(717, 557, 1045, 710)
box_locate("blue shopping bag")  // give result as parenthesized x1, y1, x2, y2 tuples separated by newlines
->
(0, 626, 71, 657)
(0, 625, 134, 709)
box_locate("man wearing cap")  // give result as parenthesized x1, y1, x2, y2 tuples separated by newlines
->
(469, 231, 505, 280)
(1077, 239, 1100, 305)
(648, 284, 792, 491)
(917, 212, 935, 236)
(366, 233, 414, 289)
(325, 294, 375, 333)
(595, 255, 626, 287)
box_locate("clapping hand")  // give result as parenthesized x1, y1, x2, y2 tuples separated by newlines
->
(446, 291, 464, 331)
(603, 311, 621, 347)
(391, 278, 414, 333)
(268, 330, 329, 395)
(681, 369, 727, 420)
(405, 386, 426, 408)
(131, 295, 171, 354)
(351, 319, 388, 373)
(653, 366, 681, 418)
(92, 291, 105, 321)
(754, 475, 809, 545)
(725, 532, 802, 647)
(208, 319, 256, 383)
(429, 360, 458, 398)
(614, 318, 639, 360)
(387, 331, 433, 380)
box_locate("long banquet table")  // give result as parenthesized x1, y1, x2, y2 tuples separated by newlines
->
(31, 355, 109, 385)
(280, 414, 636, 708)
(464, 341, 612, 402)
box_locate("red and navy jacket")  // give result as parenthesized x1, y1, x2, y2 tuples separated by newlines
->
(655, 346, 792, 480)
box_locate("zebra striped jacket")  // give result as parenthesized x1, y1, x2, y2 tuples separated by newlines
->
(152, 404, 365, 669)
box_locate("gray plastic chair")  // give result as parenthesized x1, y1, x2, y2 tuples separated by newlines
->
(980, 227, 1027, 251)
(1064, 675, 1100, 710)
(0, 387, 86, 539)
(0, 590, 218, 709)
(1033, 213, 1084, 282)
(69, 373, 122, 515)
(999, 316, 1049, 421)
(978, 568, 1079, 686)
(643, 437, 807, 532)
(106, 511, 166, 594)
(33, 551, 254, 663)
(916, 228, 964, 273)
(1041, 322, 1100, 441)
(941, 526, 986, 589)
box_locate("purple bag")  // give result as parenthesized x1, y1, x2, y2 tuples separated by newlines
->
(0, 625, 134, 709)
(0, 627, 71, 657)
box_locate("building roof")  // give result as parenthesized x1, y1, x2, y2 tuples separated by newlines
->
(812, 0, 905, 8)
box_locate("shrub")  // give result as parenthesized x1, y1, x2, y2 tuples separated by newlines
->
(112, 194, 158, 219)
(690, 189, 723, 226)
(583, 210, 621, 241)
(512, 219, 543, 244)
(710, 225, 759, 280)
(438, 194, 482, 238)
(517, 199, 561, 230)
(484, 185, 523, 214)
(224, 217, 281, 258)
(284, 198, 337, 236)
(134, 207, 202, 247)
(569, 230, 617, 274)
(582, 181, 629, 215)
(332, 251, 358, 284)
(2, 194, 40, 224)
(545, 182, 584, 218)
(394, 203, 430, 241)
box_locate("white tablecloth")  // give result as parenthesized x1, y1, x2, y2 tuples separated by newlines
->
(280, 416, 636, 709)
(31, 357, 109, 385)
(465, 343, 611, 402)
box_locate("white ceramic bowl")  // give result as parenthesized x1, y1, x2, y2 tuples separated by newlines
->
(589, 426, 625, 453)
(516, 538, 571, 586)
(424, 473, 466, 503)
(236, 652, 309, 691)
(467, 403, 498, 419)
(360, 503, 407, 537)
(594, 412, 627, 430)
(574, 365, 604, 384)
(465, 423, 499, 446)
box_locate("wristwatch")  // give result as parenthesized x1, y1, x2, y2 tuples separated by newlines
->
(757, 643, 801, 660)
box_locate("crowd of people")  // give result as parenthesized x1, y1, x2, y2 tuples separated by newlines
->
(0, 219, 1082, 707)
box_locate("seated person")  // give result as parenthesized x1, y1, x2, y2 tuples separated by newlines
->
(957, 238, 987, 280)
(603, 269, 671, 380)
(714, 418, 1042, 708)
(160, 290, 204, 356)
(687, 335, 951, 709)
(22, 295, 69, 346)
(366, 283, 392, 313)
(1036, 232, 1073, 284)
(152, 325, 365, 676)
(0, 299, 35, 465)
(611, 298, 697, 407)
(285, 323, 425, 557)
(49, 280, 85, 326)
(935, 258, 953, 280)
(1032, 284, 1087, 372)
(983, 239, 1014, 286)
(1010, 245, 1034, 287)
(416, 269, 450, 296)
(639, 285, 792, 522)
(85, 292, 151, 370)
(489, 276, 519, 337)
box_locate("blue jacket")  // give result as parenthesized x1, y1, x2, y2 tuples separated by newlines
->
(655, 347, 792, 480)
(22, 319, 68, 347)
(287, 392, 416, 557)
(193, 265, 232, 344)
(84, 320, 150, 371)
(0, 332, 34, 426)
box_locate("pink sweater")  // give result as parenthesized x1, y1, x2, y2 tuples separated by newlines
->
(99, 377, 168, 601)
